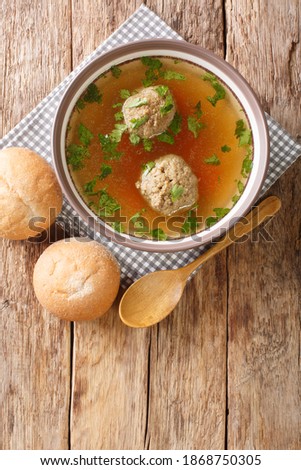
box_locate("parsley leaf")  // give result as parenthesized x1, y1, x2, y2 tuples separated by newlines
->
(160, 93, 174, 116)
(188, 116, 205, 138)
(83, 178, 97, 195)
(170, 184, 184, 202)
(241, 151, 253, 177)
(213, 207, 230, 218)
(142, 161, 155, 176)
(98, 134, 123, 160)
(125, 97, 148, 108)
(206, 216, 219, 228)
(155, 85, 169, 96)
(235, 119, 252, 146)
(120, 89, 131, 99)
(129, 134, 141, 145)
(162, 70, 186, 80)
(202, 72, 226, 106)
(110, 123, 127, 143)
(111, 65, 122, 78)
(221, 145, 231, 152)
(114, 111, 124, 121)
(130, 115, 149, 129)
(187, 101, 205, 138)
(78, 123, 93, 146)
(157, 132, 174, 144)
(66, 144, 89, 171)
(150, 228, 167, 241)
(97, 188, 120, 216)
(143, 138, 153, 152)
(237, 180, 244, 194)
(204, 154, 221, 165)
(181, 208, 199, 234)
(110, 221, 124, 233)
(169, 112, 182, 135)
(112, 102, 122, 108)
(82, 83, 102, 104)
(99, 163, 112, 180)
(141, 57, 163, 87)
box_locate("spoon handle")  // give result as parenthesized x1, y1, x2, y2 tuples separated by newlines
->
(180, 196, 281, 278)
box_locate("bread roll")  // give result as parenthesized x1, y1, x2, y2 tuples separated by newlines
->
(33, 238, 120, 321)
(0, 147, 62, 240)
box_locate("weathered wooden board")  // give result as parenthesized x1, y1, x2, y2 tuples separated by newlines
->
(226, 0, 301, 449)
(1, 0, 300, 450)
(0, 0, 71, 449)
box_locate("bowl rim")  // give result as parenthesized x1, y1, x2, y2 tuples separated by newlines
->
(52, 39, 270, 252)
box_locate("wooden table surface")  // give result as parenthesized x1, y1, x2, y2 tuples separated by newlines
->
(1, 0, 300, 450)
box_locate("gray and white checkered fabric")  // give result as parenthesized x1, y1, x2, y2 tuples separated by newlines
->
(1, 5, 300, 287)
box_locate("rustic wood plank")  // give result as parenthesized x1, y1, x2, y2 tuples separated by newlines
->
(70, 0, 149, 450)
(144, 0, 227, 449)
(226, 0, 301, 449)
(0, 0, 71, 449)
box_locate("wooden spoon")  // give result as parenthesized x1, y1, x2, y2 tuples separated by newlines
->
(119, 196, 281, 328)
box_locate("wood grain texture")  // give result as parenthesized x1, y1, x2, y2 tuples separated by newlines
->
(1, 0, 300, 450)
(225, 0, 301, 449)
(0, 0, 71, 449)
(70, 0, 149, 450)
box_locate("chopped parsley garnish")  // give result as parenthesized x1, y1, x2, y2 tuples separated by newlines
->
(162, 70, 186, 80)
(112, 102, 122, 108)
(170, 184, 184, 202)
(111, 65, 122, 78)
(141, 56, 163, 87)
(78, 123, 93, 146)
(204, 154, 221, 165)
(169, 112, 182, 135)
(206, 206, 230, 228)
(202, 72, 226, 106)
(150, 228, 167, 241)
(98, 133, 123, 160)
(232, 194, 240, 205)
(157, 132, 174, 145)
(130, 115, 149, 129)
(213, 207, 230, 218)
(221, 145, 231, 153)
(110, 221, 124, 233)
(206, 216, 219, 228)
(129, 134, 141, 145)
(160, 93, 174, 116)
(235, 119, 252, 146)
(120, 89, 131, 99)
(237, 180, 244, 194)
(187, 101, 205, 138)
(83, 165, 112, 195)
(241, 150, 253, 177)
(155, 85, 169, 96)
(181, 208, 199, 234)
(96, 188, 120, 216)
(142, 161, 155, 175)
(76, 99, 85, 111)
(130, 209, 148, 234)
(143, 138, 153, 152)
(125, 97, 148, 108)
(99, 163, 112, 180)
(66, 144, 89, 171)
(82, 83, 102, 104)
(110, 123, 127, 143)
(83, 178, 97, 195)
(114, 111, 124, 121)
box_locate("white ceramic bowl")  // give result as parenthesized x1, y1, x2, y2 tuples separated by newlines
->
(52, 40, 269, 252)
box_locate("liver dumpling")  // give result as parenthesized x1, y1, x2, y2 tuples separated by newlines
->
(136, 154, 199, 216)
(122, 86, 176, 139)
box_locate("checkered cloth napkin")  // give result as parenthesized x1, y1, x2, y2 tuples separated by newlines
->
(1, 5, 300, 287)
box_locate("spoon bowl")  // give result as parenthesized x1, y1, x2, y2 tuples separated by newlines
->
(119, 196, 281, 328)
